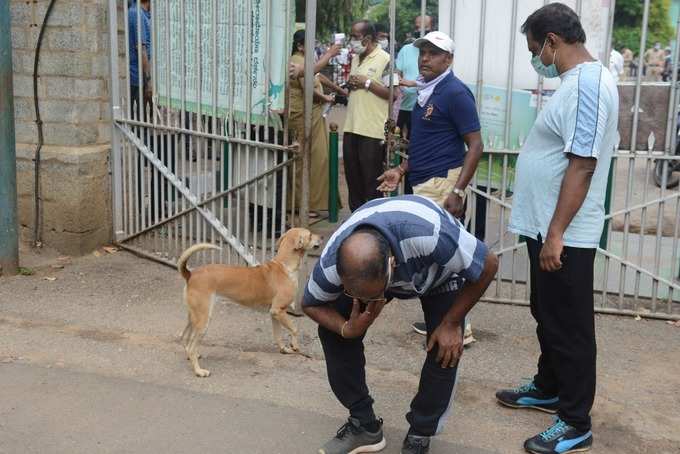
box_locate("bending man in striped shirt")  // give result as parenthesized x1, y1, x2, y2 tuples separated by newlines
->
(302, 195, 498, 454)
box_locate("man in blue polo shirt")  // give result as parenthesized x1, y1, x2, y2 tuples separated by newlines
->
(378, 31, 484, 343)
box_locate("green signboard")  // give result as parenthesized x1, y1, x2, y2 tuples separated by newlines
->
(154, 0, 292, 125)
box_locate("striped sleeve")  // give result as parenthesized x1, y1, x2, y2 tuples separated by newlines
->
(302, 259, 342, 307)
(436, 218, 488, 283)
(560, 64, 610, 159)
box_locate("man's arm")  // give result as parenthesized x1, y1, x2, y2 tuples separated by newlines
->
(540, 155, 597, 271)
(314, 44, 342, 74)
(445, 133, 484, 217)
(303, 304, 346, 335)
(318, 73, 348, 97)
(348, 74, 390, 100)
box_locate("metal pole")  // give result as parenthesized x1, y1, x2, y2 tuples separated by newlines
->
(630, 0, 651, 153)
(328, 123, 339, 223)
(386, 0, 396, 168)
(664, 14, 680, 153)
(420, 0, 427, 36)
(603, 0, 616, 67)
(108, 0, 123, 241)
(301, 0, 317, 228)
(0, 0, 19, 276)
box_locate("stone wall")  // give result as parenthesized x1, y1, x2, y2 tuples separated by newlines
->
(10, 0, 113, 255)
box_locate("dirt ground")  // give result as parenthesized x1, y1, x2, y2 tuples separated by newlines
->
(1, 245, 679, 454)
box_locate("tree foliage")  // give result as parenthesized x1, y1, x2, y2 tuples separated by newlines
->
(294, 0, 437, 44)
(295, 0, 371, 41)
(613, 0, 674, 55)
(367, 0, 439, 44)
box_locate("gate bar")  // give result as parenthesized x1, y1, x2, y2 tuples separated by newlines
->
(116, 123, 257, 265)
(301, 0, 317, 228)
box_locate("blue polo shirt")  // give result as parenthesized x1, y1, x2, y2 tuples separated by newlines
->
(408, 71, 481, 187)
(128, 4, 151, 87)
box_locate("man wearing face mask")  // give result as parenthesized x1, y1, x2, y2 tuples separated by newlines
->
(343, 20, 392, 212)
(496, 4, 619, 454)
(375, 23, 390, 52)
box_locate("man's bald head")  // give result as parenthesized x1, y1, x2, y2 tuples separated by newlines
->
(337, 228, 390, 284)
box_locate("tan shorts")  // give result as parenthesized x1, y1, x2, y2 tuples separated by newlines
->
(412, 167, 462, 208)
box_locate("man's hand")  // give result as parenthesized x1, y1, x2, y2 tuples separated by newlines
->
(342, 299, 386, 338)
(427, 321, 463, 368)
(399, 79, 417, 88)
(540, 234, 564, 272)
(376, 168, 403, 192)
(348, 74, 368, 90)
(444, 192, 465, 219)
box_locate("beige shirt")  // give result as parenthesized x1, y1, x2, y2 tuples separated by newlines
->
(343, 47, 390, 139)
(644, 48, 665, 67)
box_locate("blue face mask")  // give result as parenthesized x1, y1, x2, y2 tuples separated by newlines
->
(531, 39, 560, 78)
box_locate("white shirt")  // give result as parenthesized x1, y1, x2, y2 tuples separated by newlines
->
(509, 62, 619, 248)
(609, 49, 624, 83)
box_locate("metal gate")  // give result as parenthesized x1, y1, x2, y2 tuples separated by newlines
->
(107, 0, 298, 268)
(437, 0, 680, 320)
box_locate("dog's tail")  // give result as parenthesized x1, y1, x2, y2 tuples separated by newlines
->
(177, 243, 222, 281)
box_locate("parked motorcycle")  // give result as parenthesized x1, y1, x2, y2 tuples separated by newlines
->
(653, 110, 680, 189)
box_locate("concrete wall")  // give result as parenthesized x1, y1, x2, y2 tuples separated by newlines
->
(10, 0, 113, 255)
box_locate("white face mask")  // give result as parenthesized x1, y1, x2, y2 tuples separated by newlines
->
(350, 39, 366, 55)
(378, 39, 389, 51)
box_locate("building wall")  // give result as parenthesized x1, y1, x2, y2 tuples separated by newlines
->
(10, 0, 113, 255)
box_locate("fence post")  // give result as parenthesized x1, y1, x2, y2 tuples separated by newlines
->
(0, 0, 19, 276)
(599, 157, 615, 250)
(328, 123, 339, 223)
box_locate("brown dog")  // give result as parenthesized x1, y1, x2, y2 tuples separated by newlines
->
(176, 228, 322, 377)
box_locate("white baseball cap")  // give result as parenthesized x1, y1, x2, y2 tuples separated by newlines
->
(414, 31, 455, 54)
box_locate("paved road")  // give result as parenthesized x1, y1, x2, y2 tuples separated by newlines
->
(1, 249, 679, 453)
(0, 362, 493, 454)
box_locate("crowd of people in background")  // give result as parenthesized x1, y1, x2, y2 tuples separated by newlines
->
(612, 42, 676, 82)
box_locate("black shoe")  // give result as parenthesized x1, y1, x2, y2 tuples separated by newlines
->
(524, 418, 593, 454)
(496, 380, 559, 413)
(401, 434, 430, 454)
(318, 417, 386, 454)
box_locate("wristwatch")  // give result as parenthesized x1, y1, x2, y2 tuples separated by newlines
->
(452, 187, 466, 199)
(364, 79, 372, 90)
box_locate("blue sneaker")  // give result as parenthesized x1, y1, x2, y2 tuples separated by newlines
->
(524, 418, 593, 454)
(496, 380, 559, 413)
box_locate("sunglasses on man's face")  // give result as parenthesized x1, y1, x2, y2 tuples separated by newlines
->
(343, 256, 394, 304)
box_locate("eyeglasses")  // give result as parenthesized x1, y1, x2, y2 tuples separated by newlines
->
(343, 256, 394, 304)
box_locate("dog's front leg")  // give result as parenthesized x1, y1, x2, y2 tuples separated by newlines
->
(271, 308, 300, 353)
(270, 309, 295, 354)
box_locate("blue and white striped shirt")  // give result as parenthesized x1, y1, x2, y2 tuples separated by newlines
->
(302, 195, 488, 307)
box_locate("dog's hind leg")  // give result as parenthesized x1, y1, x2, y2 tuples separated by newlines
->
(187, 304, 211, 377)
(180, 314, 192, 346)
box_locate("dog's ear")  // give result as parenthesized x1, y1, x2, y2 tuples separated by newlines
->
(294, 232, 308, 250)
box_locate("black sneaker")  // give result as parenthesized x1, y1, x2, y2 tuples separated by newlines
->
(524, 417, 593, 454)
(401, 434, 430, 454)
(318, 417, 386, 454)
(496, 380, 559, 413)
